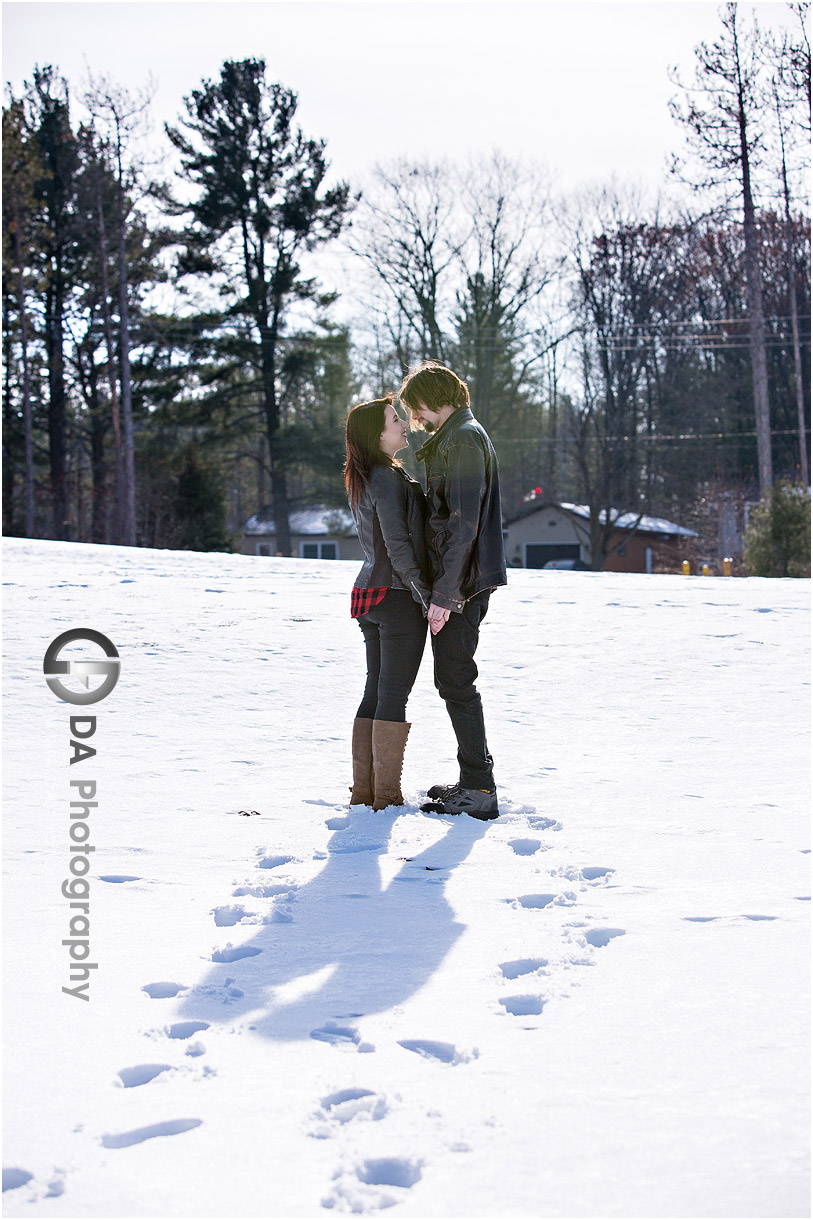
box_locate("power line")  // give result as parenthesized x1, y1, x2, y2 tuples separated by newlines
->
(494, 428, 809, 445)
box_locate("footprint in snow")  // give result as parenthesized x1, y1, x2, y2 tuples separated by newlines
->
(100, 1119, 203, 1148)
(507, 838, 542, 856)
(325, 817, 350, 830)
(526, 816, 563, 832)
(581, 867, 615, 882)
(212, 904, 248, 927)
(499, 957, 548, 979)
(742, 914, 778, 921)
(232, 881, 296, 898)
(683, 916, 720, 923)
(322, 1158, 422, 1212)
(397, 1039, 477, 1065)
(357, 1158, 421, 1187)
(117, 1064, 173, 1088)
(211, 944, 262, 963)
(142, 982, 185, 998)
(2, 1168, 33, 1193)
(256, 854, 294, 870)
(166, 1020, 209, 1040)
(98, 875, 140, 884)
(45, 1174, 65, 1198)
(190, 976, 244, 1004)
(310, 1022, 375, 1053)
(584, 928, 625, 948)
(510, 893, 557, 910)
(309, 1089, 388, 1138)
(499, 995, 546, 1016)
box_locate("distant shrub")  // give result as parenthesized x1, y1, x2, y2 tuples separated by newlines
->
(743, 480, 811, 578)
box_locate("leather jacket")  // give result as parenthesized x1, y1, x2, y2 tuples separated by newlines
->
(415, 408, 507, 613)
(350, 464, 432, 610)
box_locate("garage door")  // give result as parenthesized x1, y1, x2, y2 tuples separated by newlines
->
(525, 543, 582, 569)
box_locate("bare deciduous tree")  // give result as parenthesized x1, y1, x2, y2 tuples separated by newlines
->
(349, 159, 462, 368)
(670, 3, 774, 494)
(454, 153, 559, 435)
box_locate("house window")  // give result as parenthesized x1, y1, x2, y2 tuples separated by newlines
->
(300, 541, 338, 559)
(256, 543, 270, 557)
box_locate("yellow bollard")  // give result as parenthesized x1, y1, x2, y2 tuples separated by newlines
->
(682, 560, 690, 576)
(723, 557, 732, 577)
(702, 563, 710, 577)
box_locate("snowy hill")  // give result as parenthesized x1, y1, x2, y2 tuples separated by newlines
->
(2, 538, 809, 1218)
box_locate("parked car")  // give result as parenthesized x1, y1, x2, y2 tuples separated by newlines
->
(542, 557, 588, 570)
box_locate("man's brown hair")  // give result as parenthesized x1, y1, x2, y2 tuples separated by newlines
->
(399, 361, 470, 417)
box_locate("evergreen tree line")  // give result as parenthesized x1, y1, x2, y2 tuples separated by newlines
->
(2, 4, 810, 564)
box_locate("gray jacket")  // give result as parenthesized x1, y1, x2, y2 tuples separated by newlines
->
(415, 408, 507, 613)
(350, 464, 432, 609)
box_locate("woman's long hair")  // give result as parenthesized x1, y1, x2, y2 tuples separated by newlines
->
(344, 394, 396, 509)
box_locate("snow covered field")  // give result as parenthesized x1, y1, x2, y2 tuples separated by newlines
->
(2, 537, 809, 1219)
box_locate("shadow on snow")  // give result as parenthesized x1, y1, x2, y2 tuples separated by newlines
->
(177, 807, 490, 1040)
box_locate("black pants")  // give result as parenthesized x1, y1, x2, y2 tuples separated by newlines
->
(431, 590, 494, 790)
(356, 590, 428, 722)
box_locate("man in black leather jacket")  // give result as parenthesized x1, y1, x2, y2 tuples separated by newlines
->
(399, 362, 507, 821)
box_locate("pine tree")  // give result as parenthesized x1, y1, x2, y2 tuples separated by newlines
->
(164, 59, 350, 556)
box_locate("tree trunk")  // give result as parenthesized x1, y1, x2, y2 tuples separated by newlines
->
(256, 435, 266, 507)
(736, 46, 773, 494)
(13, 210, 35, 537)
(96, 172, 125, 541)
(2, 300, 17, 534)
(546, 343, 559, 502)
(260, 324, 292, 556)
(589, 509, 604, 572)
(775, 91, 809, 486)
(87, 353, 109, 543)
(117, 173, 137, 545)
(45, 274, 68, 539)
(787, 227, 809, 487)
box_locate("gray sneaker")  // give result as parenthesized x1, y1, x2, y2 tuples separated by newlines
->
(426, 781, 462, 801)
(421, 786, 499, 821)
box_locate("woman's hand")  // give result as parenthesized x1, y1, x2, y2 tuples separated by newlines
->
(428, 603, 451, 635)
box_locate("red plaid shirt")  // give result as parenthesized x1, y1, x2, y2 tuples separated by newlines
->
(351, 586, 388, 618)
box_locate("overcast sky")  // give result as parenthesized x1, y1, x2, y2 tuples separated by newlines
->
(2, 1, 800, 196)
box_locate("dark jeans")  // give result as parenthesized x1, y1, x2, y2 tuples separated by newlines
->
(431, 590, 494, 790)
(356, 590, 428, 722)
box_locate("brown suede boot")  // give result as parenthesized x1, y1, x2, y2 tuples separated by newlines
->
(371, 720, 411, 811)
(349, 717, 374, 806)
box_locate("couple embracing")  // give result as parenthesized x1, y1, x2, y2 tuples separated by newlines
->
(344, 361, 506, 821)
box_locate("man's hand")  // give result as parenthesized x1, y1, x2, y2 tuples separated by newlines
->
(428, 603, 451, 635)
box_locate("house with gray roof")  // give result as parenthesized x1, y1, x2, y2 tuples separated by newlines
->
(504, 494, 698, 573)
(241, 505, 364, 561)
